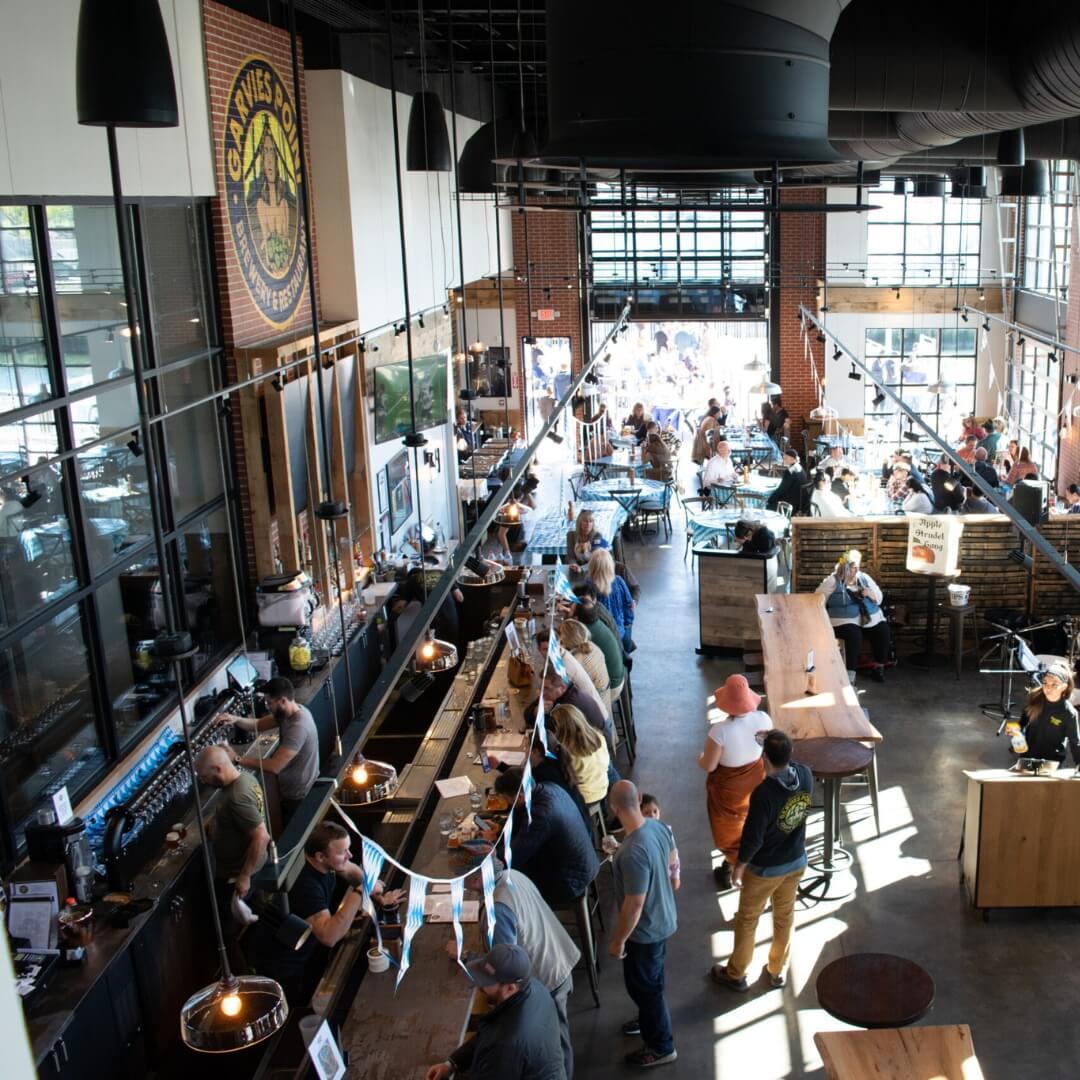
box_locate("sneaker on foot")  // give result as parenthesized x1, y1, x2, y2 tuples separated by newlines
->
(625, 1047, 678, 1068)
(621, 1018, 641, 1037)
(764, 966, 786, 988)
(710, 963, 748, 992)
(713, 862, 732, 889)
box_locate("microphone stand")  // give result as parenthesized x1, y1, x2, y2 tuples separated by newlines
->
(979, 618, 1061, 732)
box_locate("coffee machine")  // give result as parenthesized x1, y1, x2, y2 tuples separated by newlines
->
(25, 810, 94, 903)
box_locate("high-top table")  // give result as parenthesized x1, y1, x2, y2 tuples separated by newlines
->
(814, 1025, 982, 1079)
(816, 953, 935, 1029)
(755, 593, 882, 742)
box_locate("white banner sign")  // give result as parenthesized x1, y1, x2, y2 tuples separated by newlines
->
(906, 514, 963, 575)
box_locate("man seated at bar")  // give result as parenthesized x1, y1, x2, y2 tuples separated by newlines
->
(425, 944, 566, 1080)
(1006, 663, 1080, 767)
(535, 629, 609, 723)
(816, 549, 890, 683)
(528, 664, 614, 759)
(224, 676, 319, 824)
(493, 766, 600, 907)
(195, 745, 269, 971)
(732, 519, 776, 556)
(251, 821, 403, 1004)
(447, 859, 579, 1079)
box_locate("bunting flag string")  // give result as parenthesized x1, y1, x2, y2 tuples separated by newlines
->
(359, 833, 389, 961)
(521, 756, 535, 825)
(502, 811, 514, 874)
(480, 855, 497, 948)
(547, 631, 570, 684)
(397, 874, 428, 990)
(554, 566, 580, 604)
(450, 876, 468, 976)
(535, 696, 550, 756)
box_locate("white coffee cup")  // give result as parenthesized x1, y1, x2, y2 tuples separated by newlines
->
(367, 947, 390, 973)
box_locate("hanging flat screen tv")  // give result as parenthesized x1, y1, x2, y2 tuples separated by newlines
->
(374, 354, 449, 444)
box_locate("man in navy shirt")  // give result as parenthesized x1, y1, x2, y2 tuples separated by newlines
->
(712, 731, 812, 993)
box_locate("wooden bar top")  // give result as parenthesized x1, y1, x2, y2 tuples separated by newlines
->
(814, 1025, 983, 1079)
(755, 594, 881, 742)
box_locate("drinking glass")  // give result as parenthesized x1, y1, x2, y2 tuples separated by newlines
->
(438, 814, 453, 837)
(469, 790, 483, 812)
(453, 807, 466, 826)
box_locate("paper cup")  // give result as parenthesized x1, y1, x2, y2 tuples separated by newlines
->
(298, 1014, 322, 1045)
(367, 947, 390, 973)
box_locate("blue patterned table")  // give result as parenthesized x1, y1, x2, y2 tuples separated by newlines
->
(524, 503, 628, 557)
(687, 508, 788, 548)
(583, 477, 665, 501)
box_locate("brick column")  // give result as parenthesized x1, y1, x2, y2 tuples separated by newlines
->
(1059, 211, 1080, 490)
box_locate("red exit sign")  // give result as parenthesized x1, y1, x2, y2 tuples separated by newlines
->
(536, 307, 558, 321)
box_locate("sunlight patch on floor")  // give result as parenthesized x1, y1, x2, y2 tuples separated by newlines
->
(855, 824, 931, 893)
(713, 1010, 791, 1080)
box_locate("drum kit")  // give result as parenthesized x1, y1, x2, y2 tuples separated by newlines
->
(979, 615, 1080, 734)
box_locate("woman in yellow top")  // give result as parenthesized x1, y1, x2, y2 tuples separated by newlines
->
(550, 703, 611, 806)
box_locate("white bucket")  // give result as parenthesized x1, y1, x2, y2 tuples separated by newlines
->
(947, 583, 971, 607)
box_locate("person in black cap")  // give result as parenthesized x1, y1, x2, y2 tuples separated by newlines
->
(425, 942, 566, 1080)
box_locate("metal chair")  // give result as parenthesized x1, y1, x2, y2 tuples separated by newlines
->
(775, 500, 794, 578)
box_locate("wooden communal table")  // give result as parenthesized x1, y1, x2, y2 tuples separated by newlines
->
(755, 594, 882, 742)
(962, 768, 1080, 912)
(337, 637, 540, 1079)
(815, 1025, 983, 1079)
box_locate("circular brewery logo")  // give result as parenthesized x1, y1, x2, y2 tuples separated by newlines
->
(223, 55, 307, 327)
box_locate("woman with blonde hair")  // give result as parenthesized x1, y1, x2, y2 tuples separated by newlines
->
(815, 548, 890, 682)
(1007, 661, 1079, 765)
(550, 703, 611, 805)
(566, 508, 600, 574)
(557, 618, 612, 712)
(587, 546, 635, 649)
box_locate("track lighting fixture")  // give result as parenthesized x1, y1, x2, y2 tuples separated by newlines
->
(417, 313, 425, 329)
(546, 431, 564, 445)
(894, 287, 901, 300)
(960, 311, 969, 323)
(1049, 350, 1058, 363)
(832, 347, 842, 362)
(848, 364, 861, 382)
(815, 333, 826, 344)
(1018, 334, 1026, 346)
(126, 430, 143, 457)
(270, 375, 283, 393)
(872, 388, 886, 407)
(358, 338, 366, 354)
(982, 317, 991, 333)
(394, 323, 406, 336)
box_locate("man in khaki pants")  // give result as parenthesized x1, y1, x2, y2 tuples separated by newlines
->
(711, 731, 813, 991)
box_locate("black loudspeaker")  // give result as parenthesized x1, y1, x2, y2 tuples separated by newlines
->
(1011, 479, 1049, 525)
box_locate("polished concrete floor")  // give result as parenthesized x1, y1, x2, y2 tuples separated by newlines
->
(565, 511, 1076, 1080)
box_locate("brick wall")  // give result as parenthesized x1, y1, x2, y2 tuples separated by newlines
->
(510, 201, 584, 433)
(776, 188, 826, 450)
(203, 0, 322, 584)
(1060, 209, 1080, 489)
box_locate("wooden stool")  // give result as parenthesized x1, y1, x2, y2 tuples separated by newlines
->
(942, 603, 980, 679)
(816, 953, 935, 1028)
(793, 737, 874, 900)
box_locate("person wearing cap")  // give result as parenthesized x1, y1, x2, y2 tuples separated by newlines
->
(448, 865, 579, 1078)
(885, 460, 912, 505)
(766, 449, 809, 514)
(711, 731, 813, 994)
(816, 549, 890, 682)
(608, 779, 679, 1069)
(697, 676, 773, 890)
(1007, 662, 1080, 766)
(425, 943, 566, 1080)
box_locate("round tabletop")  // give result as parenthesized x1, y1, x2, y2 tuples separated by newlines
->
(793, 737, 874, 779)
(816, 953, 935, 1028)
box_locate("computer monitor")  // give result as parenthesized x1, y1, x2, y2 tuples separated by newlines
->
(226, 654, 259, 691)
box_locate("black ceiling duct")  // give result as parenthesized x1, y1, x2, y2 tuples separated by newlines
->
(996, 128, 1025, 167)
(912, 175, 946, 197)
(76, 0, 178, 127)
(541, 0, 851, 170)
(406, 91, 452, 172)
(1000, 158, 1050, 197)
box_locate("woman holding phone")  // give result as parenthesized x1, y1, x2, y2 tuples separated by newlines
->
(815, 549, 891, 682)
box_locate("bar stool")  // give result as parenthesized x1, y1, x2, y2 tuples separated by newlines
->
(588, 801, 609, 849)
(943, 602, 980, 679)
(612, 688, 636, 765)
(556, 889, 601, 1007)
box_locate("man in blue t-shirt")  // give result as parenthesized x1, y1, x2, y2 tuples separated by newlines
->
(608, 780, 679, 1070)
(712, 731, 813, 993)
(251, 821, 402, 1005)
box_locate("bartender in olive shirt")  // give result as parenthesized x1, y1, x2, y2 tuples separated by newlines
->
(226, 676, 319, 824)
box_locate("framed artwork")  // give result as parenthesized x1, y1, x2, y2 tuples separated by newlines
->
(386, 450, 413, 533)
(376, 468, 388, 513)
(378, 511, 391, 552)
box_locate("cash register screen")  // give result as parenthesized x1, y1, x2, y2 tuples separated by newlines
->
(226, 654, 259, 691)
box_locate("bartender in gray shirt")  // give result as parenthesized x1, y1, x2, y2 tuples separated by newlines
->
(228, 676, 319, 825)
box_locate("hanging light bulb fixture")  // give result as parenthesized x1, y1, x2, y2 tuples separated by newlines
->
(743, 356, 766, 372)
(338, 753, 399, 806)
(494, 499, 522, 527)
(750, 378, 782, 395)
(415, 627, 458, 672)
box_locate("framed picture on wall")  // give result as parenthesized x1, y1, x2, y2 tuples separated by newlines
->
(386, 450, 413, 533)
(377, 469, 388, 514)
(378, 511, 391, 553)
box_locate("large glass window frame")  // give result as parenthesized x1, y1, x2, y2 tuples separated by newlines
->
(0, 196, 241, 862)
(864, 182, 983, 286)
(862, 326, 979, 448)
(1006, 340, 1061, 479)
(1022, 160, 1073, 296)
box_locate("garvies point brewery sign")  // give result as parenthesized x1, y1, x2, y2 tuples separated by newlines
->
(223, 55, 307, 328)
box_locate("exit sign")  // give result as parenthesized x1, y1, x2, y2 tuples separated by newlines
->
(535, 308, 559, 321)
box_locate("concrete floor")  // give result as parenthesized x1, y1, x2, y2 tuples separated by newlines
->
(564, 510, 1078, 1080)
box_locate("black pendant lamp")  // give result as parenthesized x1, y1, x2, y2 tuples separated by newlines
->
(406, 91, 452, 171)
(913, 175, 946, 198)
(950, 166, 987, 198)
(1000, 158, 1049, 198)
(892, 177, 909, 196)
(996, 128, 1025, 167)
(76, 0, 178, 127)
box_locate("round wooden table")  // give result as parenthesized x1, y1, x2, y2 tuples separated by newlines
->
(816, 953, 935, 1028)
(794, 737, 874, 900)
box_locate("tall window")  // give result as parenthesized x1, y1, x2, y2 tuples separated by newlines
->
(1022, 160, 1073, 296)
(865, 183, 982, 286)
(863, 326, 978, 446)
(588, 186, 768, 317)
(0, 199, 239, 860)
(1007, 340, 1060, 478)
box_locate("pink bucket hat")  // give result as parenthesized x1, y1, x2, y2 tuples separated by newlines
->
(713, 674, 761, 716)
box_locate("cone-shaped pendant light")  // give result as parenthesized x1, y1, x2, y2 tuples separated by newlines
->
(996, 128, 1025, 167)
(1000, 159, 1049, 198)
(406, 91, 452, 171)
(76, 0, 178, 127)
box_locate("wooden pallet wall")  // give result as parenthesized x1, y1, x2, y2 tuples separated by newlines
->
(1032, 518, 1080, 620)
